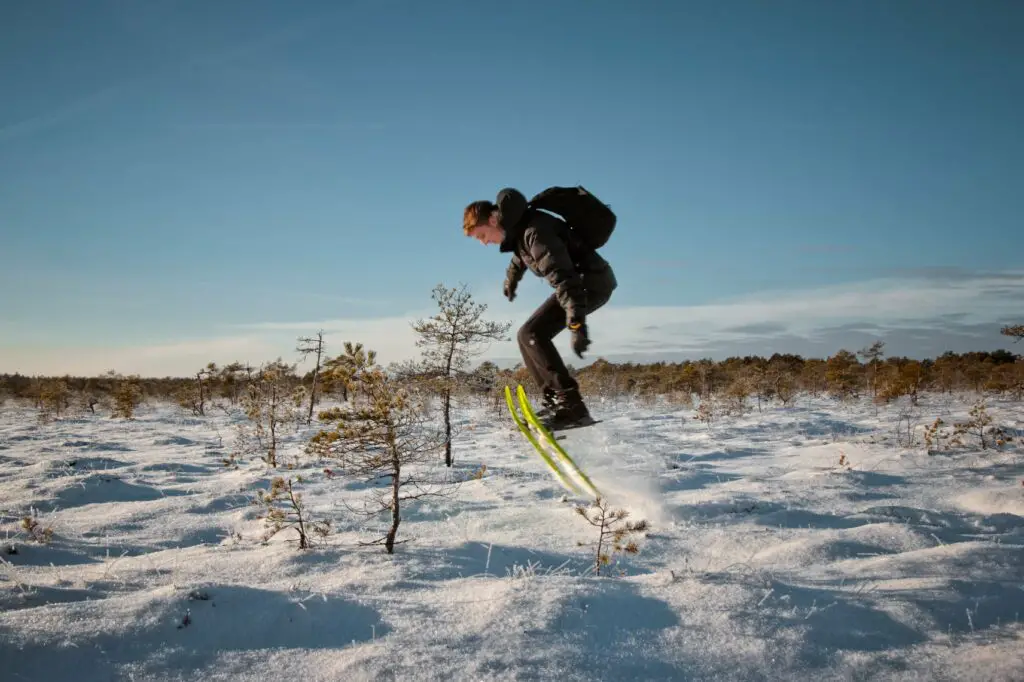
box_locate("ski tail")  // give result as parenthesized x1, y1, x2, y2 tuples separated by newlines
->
(504, 385, 583, 495)
(516, 385, 600, 499)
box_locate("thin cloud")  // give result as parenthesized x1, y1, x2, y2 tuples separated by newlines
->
(302, 293, 395, 306)
(876, 266, 1024, 283)
(0, 84, 126, 144)
(3, 270, 1021, 376)
(633, 259, 690, 269)
(797, 244, 859, 254)
(0, 4, 344, 146)
(169, 122, 387, 132)
(720, 322, 789, 336)
(224, 291, 394, 309)
(0, 335, 277, 377)
(233, 311, 427, 333)
(177, 7, 340, 71)
(587, 271, 1022, 347)
(135, 335, 274, 360)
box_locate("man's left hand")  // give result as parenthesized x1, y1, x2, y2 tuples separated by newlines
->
(568, 317, 590, 358)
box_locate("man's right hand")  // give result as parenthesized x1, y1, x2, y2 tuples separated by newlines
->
(503, 277, 518, 302)
(503, 256, 524, 302)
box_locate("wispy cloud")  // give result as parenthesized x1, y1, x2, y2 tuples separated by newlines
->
(0, 4, 344, 146)
(579, 269, 1022, 361)
(632, 258, 690, 269)
(0, 335, 278, 378)
(720, 322, 790, 336)
(176, 7, 340, 71)
(3, 270, 1021, 376)
(797, 244, 859, 254)
(168, 122, 387, 132)
(0, 84, 126, 144)
(582, 269, 1022, 355)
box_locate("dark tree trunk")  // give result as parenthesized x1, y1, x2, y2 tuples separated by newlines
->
(385, 451, 401, 554)
(443, 388, 452, 467)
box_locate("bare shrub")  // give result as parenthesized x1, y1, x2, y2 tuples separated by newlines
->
(296, 331, 327, 425)
(1001, 324, 1023, 342)
(21, 511, 53, 544)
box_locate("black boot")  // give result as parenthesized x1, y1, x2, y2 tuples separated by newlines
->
(540, 388, 597, 431)
(534, 388, 558, 419)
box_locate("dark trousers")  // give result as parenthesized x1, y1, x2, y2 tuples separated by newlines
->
(517, 269, 616, 395)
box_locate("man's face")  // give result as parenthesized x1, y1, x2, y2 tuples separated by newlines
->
(469, 214, 504, 246)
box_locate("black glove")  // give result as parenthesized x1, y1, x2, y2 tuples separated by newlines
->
(503, 276, 518, 302)
(568, 316, 590, 358)
(503, 259, 524, 302)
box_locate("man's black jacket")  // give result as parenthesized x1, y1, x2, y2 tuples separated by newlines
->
(496, 187, 614, 323)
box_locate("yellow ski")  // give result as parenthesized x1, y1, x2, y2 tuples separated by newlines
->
(504, 385, 583, 495)
(515, 384, 601, 499)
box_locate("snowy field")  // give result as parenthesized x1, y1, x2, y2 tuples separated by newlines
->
(1, 392, 1022, 681)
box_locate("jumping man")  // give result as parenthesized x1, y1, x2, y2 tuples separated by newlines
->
(463, 187, 617, 430)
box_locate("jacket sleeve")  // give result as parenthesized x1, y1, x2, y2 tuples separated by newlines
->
(505, 254, 526, 285)
(524, 225, 587, 321)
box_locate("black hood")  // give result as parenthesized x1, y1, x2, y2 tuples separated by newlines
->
(495, 187, 529, 252)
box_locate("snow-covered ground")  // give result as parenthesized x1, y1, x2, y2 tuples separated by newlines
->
(1, 392, 1022, 681)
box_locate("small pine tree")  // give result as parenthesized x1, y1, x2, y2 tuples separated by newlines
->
(923, 418, 948, 454)
(309, 362, 456, 554)
(825, 350, 861, 401)
(953, 400, 995, 450)
(255, 476, 331, 549)
(693, 396, 719, 430)
(111, 373, 144, 419)
(774, 371, 798, 406)
(858, 340, 885, 399)
(217, 362, 250, 406)
(411, 283, 511, 467)
(38, 379, 71, 421)
(242, 359, 302, 468)
(322, 341, 377, 403)
(723, 374, 753, 415)
(800, 359, 828, 396)
(693, 359, 718, 399)
(985, 361, 1024, 400)
(575, 497, 648, 576)
(174, 364, 216, 416)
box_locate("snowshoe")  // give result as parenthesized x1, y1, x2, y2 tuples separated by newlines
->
(534, 389, 559, 420)
(539, 389, 598, 432)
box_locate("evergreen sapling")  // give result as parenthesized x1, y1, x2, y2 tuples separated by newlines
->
(575, 497, 649, 576)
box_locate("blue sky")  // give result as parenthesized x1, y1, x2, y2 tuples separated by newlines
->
(2, 0, 1022, 376)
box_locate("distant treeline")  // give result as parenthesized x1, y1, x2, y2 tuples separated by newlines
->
(2, 346, 1022, 415)
(568, 347, 1023, 405)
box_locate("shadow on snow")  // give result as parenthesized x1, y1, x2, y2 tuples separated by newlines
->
(1, 584, 390, 681)
(706, 572, 1024, 671)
